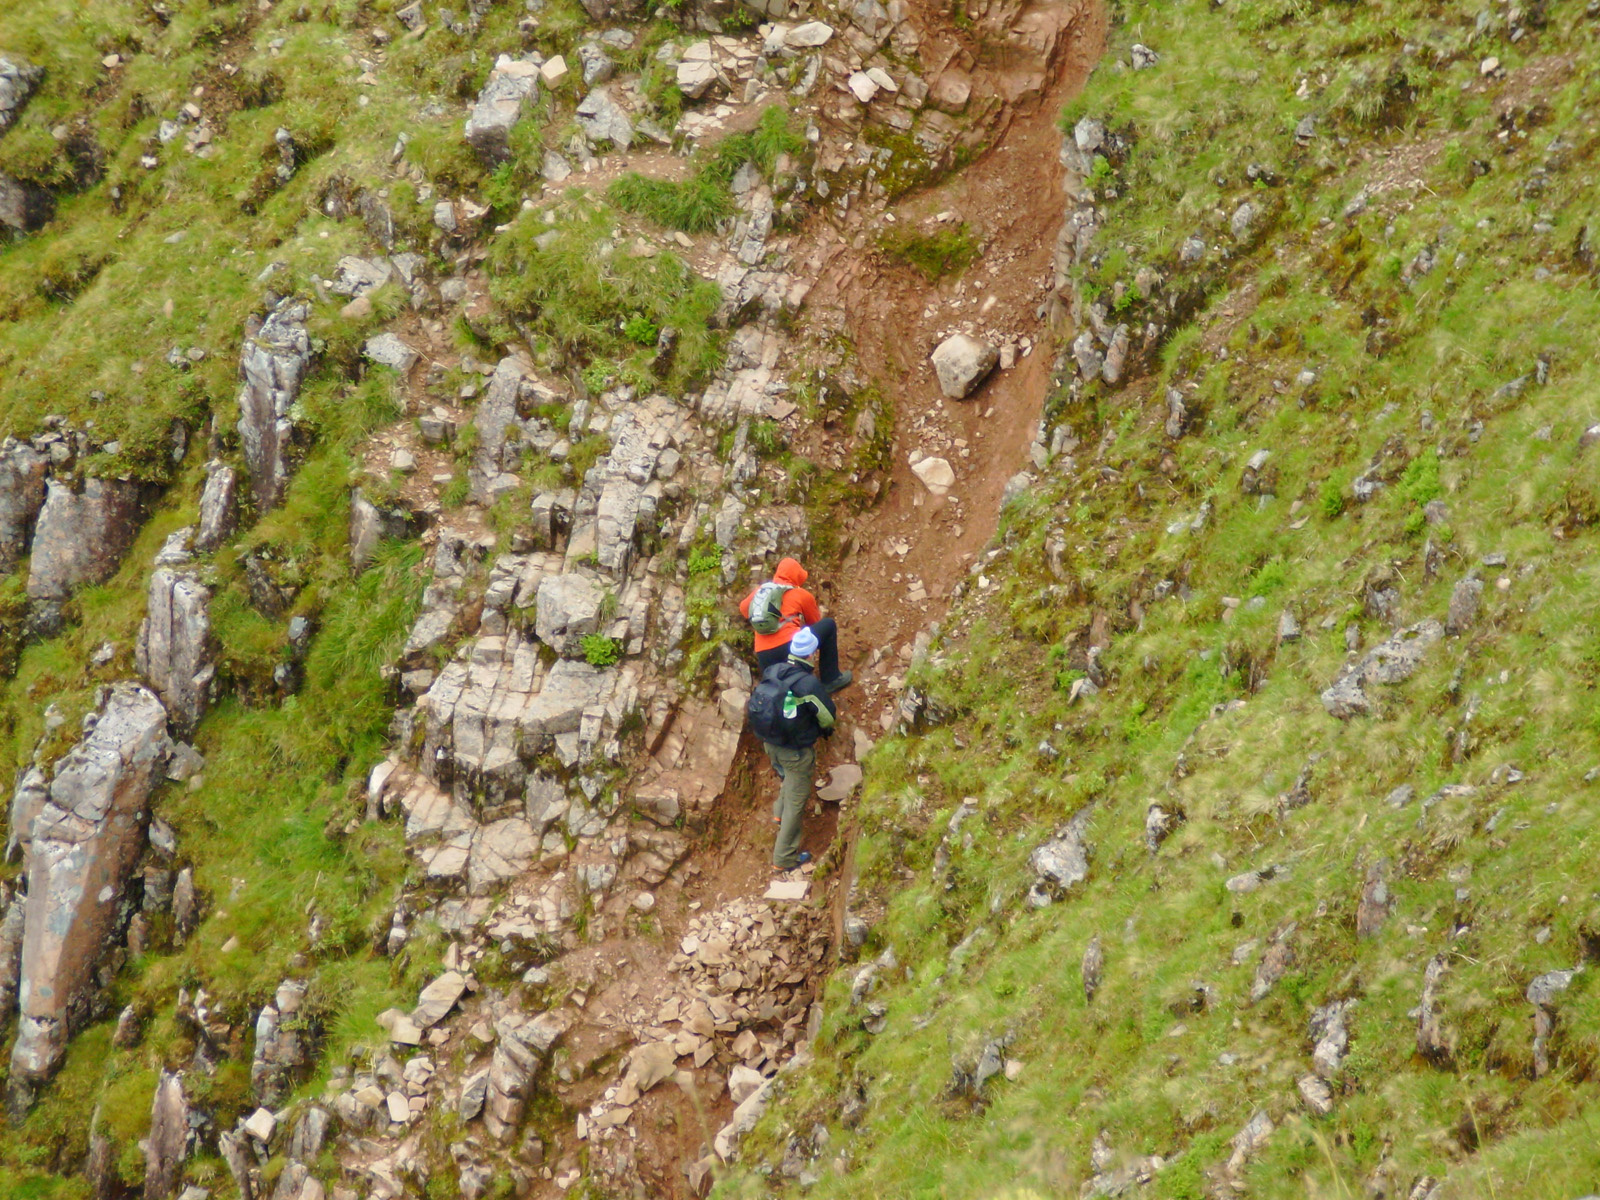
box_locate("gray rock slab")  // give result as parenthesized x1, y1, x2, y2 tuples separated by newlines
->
(236, 299, 312, 511)
(11, 684, 169, 1090)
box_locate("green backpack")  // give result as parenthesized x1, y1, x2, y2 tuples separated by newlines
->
(748, 581, 793, 635)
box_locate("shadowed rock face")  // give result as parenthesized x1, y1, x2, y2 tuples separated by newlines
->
(9, 684, 169, 1105)
(236, 298, 312, 512)
(0, 174, 54, 233)
(25, 478, 148, 630)
(0, 439, 47, 573)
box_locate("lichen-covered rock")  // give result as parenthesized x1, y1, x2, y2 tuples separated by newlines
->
(349, 489, 416, 573)
(419, 632, 632, 796)
(469, 357, 535, 503)
(0, 886, 22, 1026)
(0, 439, 47, 573)
(195, 461, 238, 554)
(1320, 620, 1444, 719)
(575, 87, 634, 146)
(10, 684, 170, 1101)
(236, 298, 313, 512)
(145, 1070, 190, 1200)
(482, 1009, 569, 1141)
(136, 568, 214, 739)
(465, 56, 541, 162)
(1026, 809, 1091, 907)
(26, 478, 147, 629)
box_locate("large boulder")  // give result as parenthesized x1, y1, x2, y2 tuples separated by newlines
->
(930, 334, 998, 399)
(136, 568, 215, 739)
(236, 298, 313, 512)
(0, 438, 48, 573)
(10, 684, 170, 1102)
(26, 478, 147, 629)
(465, 56, 541, 162)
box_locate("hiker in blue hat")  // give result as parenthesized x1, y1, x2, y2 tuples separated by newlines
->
(744, 625, 836, 870)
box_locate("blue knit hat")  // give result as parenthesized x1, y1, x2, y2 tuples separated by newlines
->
(789, 626, 820, 657)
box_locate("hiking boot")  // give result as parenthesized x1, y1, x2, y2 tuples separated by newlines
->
(824, 670, 853, 694)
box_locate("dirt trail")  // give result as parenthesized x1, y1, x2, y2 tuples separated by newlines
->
(788, 0, 1106, 808)
(629, 0, 1106, 1186)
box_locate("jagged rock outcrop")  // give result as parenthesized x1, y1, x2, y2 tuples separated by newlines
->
(0, 438, 48, 572)
(418, 634, 636, 799)
(1320, 620, 1444, 719)
(236, 298, 313, 511)
(26, 478, 148, 631)
(483, 1008, 569, 1140)
(194, 460, 238, 553)
(10, 683, 170, 1103)
(349, 488, 417, 573)
(252, 979, 311, 1105)
(136, 568, 215, 739)
(1026, 809, 1091, 907)
(144, 1070, 189, 1200)
(534, 572, 606, 656)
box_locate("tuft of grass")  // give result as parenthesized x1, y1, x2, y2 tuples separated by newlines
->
(607, 106, 804, 233)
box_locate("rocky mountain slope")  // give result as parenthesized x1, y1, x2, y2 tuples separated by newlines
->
(3, 0, 1600, 1197)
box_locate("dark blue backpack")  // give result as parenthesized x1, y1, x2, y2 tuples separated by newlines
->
(746, 661, 807, 741)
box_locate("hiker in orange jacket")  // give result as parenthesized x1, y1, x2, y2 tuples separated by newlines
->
(740, 557, 852, 693)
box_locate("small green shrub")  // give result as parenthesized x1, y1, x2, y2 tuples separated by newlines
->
(688, 544, 722, 577)
(581, 633, 620, 667)
(622, 314, 659, 345)
(1319, 476, 1347, 520)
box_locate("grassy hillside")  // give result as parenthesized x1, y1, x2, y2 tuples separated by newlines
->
(725, 0, 1600, 1196)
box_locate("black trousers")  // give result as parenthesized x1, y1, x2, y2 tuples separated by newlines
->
(756, 616, 841, 684)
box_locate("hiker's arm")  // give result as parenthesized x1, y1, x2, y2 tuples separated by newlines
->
(798, 681, 836, 731)
(738, 590, 753, 619)
(797, 588, 821, 625)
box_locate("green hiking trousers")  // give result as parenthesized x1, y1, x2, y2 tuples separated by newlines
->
(764, 741, 816, 869)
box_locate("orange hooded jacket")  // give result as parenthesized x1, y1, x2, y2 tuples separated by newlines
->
(739, 557, 822, 652)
